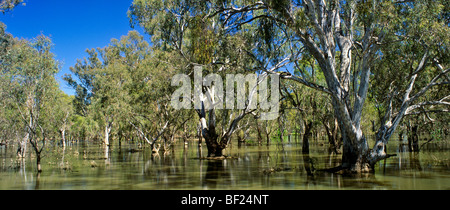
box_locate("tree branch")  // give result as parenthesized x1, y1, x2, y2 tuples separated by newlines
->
(409, 68, 450, 103)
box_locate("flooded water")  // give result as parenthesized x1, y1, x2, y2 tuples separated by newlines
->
(0, 138, 449, 190)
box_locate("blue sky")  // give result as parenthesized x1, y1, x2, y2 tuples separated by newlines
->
(1, 0, 146, 95)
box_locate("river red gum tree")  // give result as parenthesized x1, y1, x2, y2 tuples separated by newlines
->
(201, 0, 448, 172)
(129, 0, 449, 172)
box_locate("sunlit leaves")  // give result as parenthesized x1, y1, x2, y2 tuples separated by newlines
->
(0, 25, 62, 151)
(0, 0, 22, 14)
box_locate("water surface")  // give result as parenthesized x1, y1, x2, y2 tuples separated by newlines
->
(0, 139, 449, 190)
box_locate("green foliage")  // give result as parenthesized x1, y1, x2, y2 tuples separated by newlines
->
(370, 0, 449, 130)
(65, 29, 197, 145)
(0, 21, 65, 159)
(0, 0, 23, 14)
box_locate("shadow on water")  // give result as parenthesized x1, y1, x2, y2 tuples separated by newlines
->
(0, 136, 449, 190)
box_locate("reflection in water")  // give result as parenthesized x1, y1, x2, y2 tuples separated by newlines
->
(407, 152, 422, 171)
(0, 138, 449, 190)
(204, 160, 226, 189)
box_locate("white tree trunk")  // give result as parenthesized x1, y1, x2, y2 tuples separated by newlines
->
(104, 124, 111, 146)
(61, 128, 66, 148)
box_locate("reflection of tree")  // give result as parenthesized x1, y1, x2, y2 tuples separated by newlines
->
(302, 122, 315, 177)
(407, 125, 420, 152)
(203, 160, 230, 189)
(204, 160, 221, 189)
(409, 152, 422, 171)
(34, 172, 40, 190)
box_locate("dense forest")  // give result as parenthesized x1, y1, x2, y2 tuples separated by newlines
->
(1, 0, 448, 174)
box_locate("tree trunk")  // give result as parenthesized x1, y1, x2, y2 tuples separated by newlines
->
(60, 128, 66, 148)
(302, 121, 314, 176)
(205, 135, 223, 157)
(197, 121, 203, 147)
(17, 133, 28, 158)
(104, 122, 112, 146)
(331, 97, 372, 173)
(255, 121, 263, 146)
(408, 125, 419, 152)
(150, 143, 158, 153)
(302, 121, 313, 154)
(104, 125, 110, 146)
(194, 66, 259, 158)
(199, 106, 223, 157)
(323, 117, 340, 152)
(341, 134, 370, 172)
(36, 152, 42, 172)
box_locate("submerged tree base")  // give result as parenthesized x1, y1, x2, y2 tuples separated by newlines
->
(199, 155, 238, 160)
(319, 154, 397, 174)
(261, 167, 293, 175)
(318, 165, 372, 175)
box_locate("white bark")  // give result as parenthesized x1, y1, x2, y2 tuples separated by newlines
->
(195, 69, 266, 156)
(61, 128, 66, 148)
(129, 120, 169, 146)
(104, 124, 111, 146)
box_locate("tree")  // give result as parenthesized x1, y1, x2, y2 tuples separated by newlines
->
(0, 22, 17, 146)
(66, 31, 147, 146)
(370, 0, 450, 157)
(1, 33, 60, 172)
(127, 47, 187, 152)
(130, 0, 449, 171)
(44, 90, 74, 148)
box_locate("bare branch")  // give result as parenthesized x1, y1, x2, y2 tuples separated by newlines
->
(129, 120, 169, 146)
